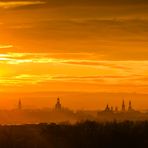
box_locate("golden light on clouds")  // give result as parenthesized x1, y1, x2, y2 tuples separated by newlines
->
(0, 45, 13, 49)
(0, 52, 147, 94)
(0, 1, 45, 9)
(0, 0, 147, 109)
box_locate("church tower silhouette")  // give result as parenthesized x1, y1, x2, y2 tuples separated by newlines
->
(122, 100, 126, 112)
(55, 98, 62, 111)
(128, 101, 133, 111)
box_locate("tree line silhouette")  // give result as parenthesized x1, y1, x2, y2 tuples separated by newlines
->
(0, 121, 148, 148)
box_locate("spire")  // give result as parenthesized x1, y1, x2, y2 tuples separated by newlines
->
(128, 100, 133, 111)
(122, 100, 126, 112)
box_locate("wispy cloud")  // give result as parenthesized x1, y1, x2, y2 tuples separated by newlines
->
(0, 45, 13, 49)
(0, 52, 147, 93)
(0, 73, 147, 87)
(0, 53, 147, 71)
(0, 1, 45, 9)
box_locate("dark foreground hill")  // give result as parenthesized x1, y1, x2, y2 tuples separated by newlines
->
(0, 121, 148, 148)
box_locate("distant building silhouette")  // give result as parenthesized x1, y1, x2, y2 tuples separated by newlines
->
(128, 101, 134, 112)
(55, 98, 62, 111)
(105, 104, 110, 112)
(18, 99, 22, 110)
(101, 99, 137, 115)
(122, 100, 126, 112)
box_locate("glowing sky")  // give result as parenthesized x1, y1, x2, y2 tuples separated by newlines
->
(0, 0, 148, 109)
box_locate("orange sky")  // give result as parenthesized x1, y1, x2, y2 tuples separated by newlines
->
(0, 0, 147, 109)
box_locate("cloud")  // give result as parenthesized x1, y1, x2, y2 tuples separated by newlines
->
(0, 1, 45, 9)
(0, 52, 147, 93)
(3, 53, 147, 82)
(3, 18, 147, 60)
(0, 52, 135, 69)
(0, 73, 147, 87)
(0, 45, 13, 49)
(1, 0, 148, 8)
(0, 0, 147, 62)
(42, 0, 148, 7)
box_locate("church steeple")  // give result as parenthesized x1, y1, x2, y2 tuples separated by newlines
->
(122, 100, 126, 112)
(128, 100, 133, 111)
(55, 97, 62, 111)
